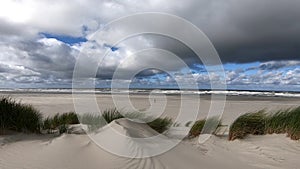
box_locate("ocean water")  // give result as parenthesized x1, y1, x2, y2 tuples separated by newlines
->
(1, 88, 300, 97)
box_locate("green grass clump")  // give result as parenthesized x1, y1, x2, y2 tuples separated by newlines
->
(78, 109, 124, 131)
(188, 117, 220, 138)
(0, 97, 173, 135)
(43, 112, 79, 133)
(229, 107, 300, 141)
(0, 97, 42, 134)
(78, 110, 173, 133)
(265, 109, 291, 134)
(122, 112, 173, 133)
(80, 111, 173, 133)
(101, 108, 124, 123)
(286, 107, 300, 140)
(189, 119, 205, 137)
(266, 107, 300, 140)
(147, 117, 173, 133)
(229, 110, 267, 140)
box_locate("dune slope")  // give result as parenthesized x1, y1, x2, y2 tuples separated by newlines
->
(0, 119, 299, 169)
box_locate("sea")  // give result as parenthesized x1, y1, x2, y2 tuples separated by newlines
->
(0, 88, 300, 98)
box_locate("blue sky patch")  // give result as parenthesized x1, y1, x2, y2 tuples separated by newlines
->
(40, 32, 87, 45)
(104, 44, 119, 52)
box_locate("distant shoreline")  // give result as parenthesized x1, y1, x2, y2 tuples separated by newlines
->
(0, 88, 300, 98)
(1, 88, 300, 92)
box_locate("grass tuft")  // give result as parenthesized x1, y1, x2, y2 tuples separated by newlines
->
(229, 110, 267, 140)
(229, 107, 300, 141)
(0, 96, 42, 134)
(147, 117, 173, 133)
(42, 112, 79, 133)
(266, 107, 300, 140)
(101, 108, 124, 123)
(189, 119, 205, 137)
(188, 117, 220, 138)
(43, 109, 173, 134)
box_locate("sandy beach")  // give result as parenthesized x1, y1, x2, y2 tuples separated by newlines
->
(0, 92, 299, 169)
(3, 92, 300, 125)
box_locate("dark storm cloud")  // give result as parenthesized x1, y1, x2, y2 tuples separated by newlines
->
(245, 60, 300, 71)
(0, 37, 77, 84)
(199, 0, 300, 63)
(258, 61, 300, 70)
(8, 39, 76, 72)
(148, 35, 201, 67)
(92, 0, 299, 65)
(97, 67, 164, 80)
(128, 0, 300, 65)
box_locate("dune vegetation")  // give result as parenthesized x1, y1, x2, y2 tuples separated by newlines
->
(266, 107, 300, 140)
(0, 97, 42, 134)
(190, 107, 300, 141)
(1, 96, 299, 140)
(189, 119, 206, 137)
(76, 109, 126, 132)
(0, 97, 173, 135)
(229, 110, 267, 140)
(229, 107, 300, 141)
(147, 117, 173, 133)
(78, 110, 173, 133)
(43, 110, 173, 134)
(43, 112, 79, 134)
(188, 117, 221, 138)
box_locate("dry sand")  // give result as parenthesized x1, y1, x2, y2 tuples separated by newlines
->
(0, 122, 299, 169)
(0, 92, 300, 169)
(3, 92, 300, 125)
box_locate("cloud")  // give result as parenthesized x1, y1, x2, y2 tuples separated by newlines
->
(1, 0, 300, 63)
(226, 65, 300, 87)
(0, 0, 299, 90)
(0, 36, 78, 85)
(257, 61, 300, 71)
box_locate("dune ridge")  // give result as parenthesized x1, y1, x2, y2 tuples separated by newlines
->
(1, 118, 299, 169)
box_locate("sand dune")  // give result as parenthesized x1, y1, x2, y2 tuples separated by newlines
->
(1, 118, 299, 169)
(1, 93, 299, 168)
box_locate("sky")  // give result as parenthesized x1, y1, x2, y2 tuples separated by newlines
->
(0, 0, 299, 91)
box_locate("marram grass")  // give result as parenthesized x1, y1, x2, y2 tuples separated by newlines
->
(0, 96, 42, 134)
(229, 107, 300, 141)
(188, 117, 220, 138)
(287, 107, 300, 140)
(43, 112, 79, 133)
(266, 107, 300, 140)
(0, 96, 176, 135)
(101, 108, 124, 124)
(44, 109, 173, 134)
(147, 117, 172, 133)
(229, 110, 267, 140)
(77, 109, 125, 131)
